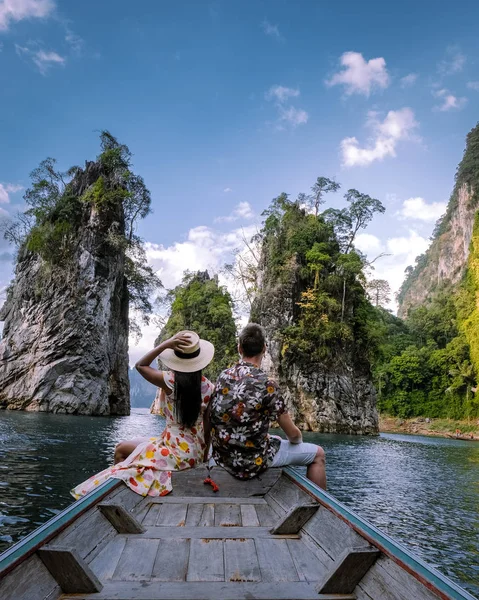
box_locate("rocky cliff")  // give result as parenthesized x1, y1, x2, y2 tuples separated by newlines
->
(252, 255, 378, 434)
(0, 133, 155, 415)
(398, 123, 479, 317)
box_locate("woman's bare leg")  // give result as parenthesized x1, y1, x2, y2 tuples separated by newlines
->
(114, 437, 150, 464)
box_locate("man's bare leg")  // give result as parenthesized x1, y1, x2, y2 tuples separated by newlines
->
(306, 446, 327, 490)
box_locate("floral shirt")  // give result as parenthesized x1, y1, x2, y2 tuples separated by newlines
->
(210, 360, 286, 479)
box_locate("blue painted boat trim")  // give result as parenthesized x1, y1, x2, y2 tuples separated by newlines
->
(284, 467, 476, 600)
(0, 478, 120, 577)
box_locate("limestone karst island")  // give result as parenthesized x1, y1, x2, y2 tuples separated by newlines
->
(0, 3, 478, 600)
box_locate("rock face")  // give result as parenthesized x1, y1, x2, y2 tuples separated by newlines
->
(398, 184, 475, 317)
(0, 161, 130, 415)
(253, 256, 378, 435)
(398, 123, 479, 317)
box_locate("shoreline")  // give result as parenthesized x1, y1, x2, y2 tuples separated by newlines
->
(379, 415, 479, 441)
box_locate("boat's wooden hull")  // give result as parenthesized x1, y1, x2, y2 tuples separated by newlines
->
(0, 466, 475, 600)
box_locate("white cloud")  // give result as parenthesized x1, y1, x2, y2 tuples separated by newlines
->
(262, 20, 281, 39)
(265, 85, 300, 103)
(265, 85, 308, 130)
(433, 88, 467, 112)
(397, 197, 447, 222)
(215, 201, 254, 223)
(15, 44, 66, 74)
(341, 107, 419, 168)
(0, 0, 54, 30)
(326, 51, 389, 96)
(437, 46, 466, 76)
(278, 105, 309, 127)
(223, 187, 232, 193)
(358, 230, 430, 311)
(466, 81, 479, 91)
(65, 28, 84, 55)
(0, 183, 23, 204)
(400, 73, 418, 88)
(354, 233, 383, 254)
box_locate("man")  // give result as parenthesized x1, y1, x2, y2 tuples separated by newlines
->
(208, 323, 326, 489)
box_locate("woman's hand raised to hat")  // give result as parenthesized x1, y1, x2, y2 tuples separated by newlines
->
(166, 333, 191, 351)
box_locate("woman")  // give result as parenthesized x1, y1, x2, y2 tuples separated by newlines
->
(71, 331, 215, 499)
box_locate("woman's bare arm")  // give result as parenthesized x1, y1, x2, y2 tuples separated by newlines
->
(203, 403, 212, 462)
(135, 334, 190, 392)
(277, 412, 303, 444)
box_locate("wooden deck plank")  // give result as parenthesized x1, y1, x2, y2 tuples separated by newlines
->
(98, 504, 145, 534)
(142, 504, 161, 527)
(198, 503, 215, 526)
(267, 475, 312, 512)
(303, 505, 369, 560)
(224, 539, 261, 582)
(61, 581, 355, 599)
(156, 504, 188, 527)
(270, 503, 319, 534)
(214, 503, 242, 527)
(0, 554, 61, 600)
(148, 496, 267, 505)
(152, 539, 190, 581)
(254, 503, 278, 527)
(185, 504, 204, 526)
(137, 526, 299, 539)
(286, 538, 330, 582)
(187, 539, 224, 581)
(240, 504, 260, 527)
(37, 546, 103, 593)
(171, 466, 282, 497)
(112, 539, 159, 581)
(317, 546, 380, 593)
(89, 537, 127, 580)
(255, 538, 299, 582)
(53, 508, 113, 563)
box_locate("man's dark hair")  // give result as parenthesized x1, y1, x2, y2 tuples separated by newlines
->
(239, 323, 266, 357)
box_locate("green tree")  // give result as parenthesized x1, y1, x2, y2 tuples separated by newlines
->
(309, 177, 341, 217)
(159, 271, 237, 380)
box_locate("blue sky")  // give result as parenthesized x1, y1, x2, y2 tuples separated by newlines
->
(1, 0, 479, 360)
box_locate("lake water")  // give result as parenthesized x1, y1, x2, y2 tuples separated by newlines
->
(0, 408, 478, 595)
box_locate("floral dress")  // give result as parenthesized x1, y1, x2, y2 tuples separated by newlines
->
(71, 371, 214, 499)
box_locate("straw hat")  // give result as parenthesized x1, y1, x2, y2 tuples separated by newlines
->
(159, 330, 215, 373)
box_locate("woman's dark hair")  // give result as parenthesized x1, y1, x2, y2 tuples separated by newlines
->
(174, 370, 203, 428)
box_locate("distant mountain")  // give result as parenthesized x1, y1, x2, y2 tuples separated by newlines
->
(129, 367, 157, 409)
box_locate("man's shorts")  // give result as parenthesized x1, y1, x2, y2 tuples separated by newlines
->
(270, 439, 318, 467)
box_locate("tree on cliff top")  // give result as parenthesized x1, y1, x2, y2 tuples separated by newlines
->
(253, 178, 384, 371)
(1, 131, 161, 335)
(158, 271, 237, 380)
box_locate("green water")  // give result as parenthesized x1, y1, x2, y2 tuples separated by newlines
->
(0, 408, 477, 595)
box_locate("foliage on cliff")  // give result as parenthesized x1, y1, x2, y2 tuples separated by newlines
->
(158, 271, 237, 379)
(1, 132, 160, 334)
(378, 124, 479, 420)
(374, 293, 478, 419)
(251, 179, 385, 372)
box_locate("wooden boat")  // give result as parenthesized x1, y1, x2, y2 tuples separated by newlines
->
(0, 465, 476, 600)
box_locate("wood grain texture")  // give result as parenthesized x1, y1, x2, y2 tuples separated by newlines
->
(317, 546, 380, 593)
(142, 504, 161, 527)
(112, 539, 159, 581)
(156, 504, 188, 527)
(254, 503, 278, 527)
(148, 496, 267, 504)
(287, 538, 330, 582)
(214, 503, 241, 527)
(240, 504, 260, 527)
(98, 504, 145, 534)
(185, 504, 204, 526)
(0, 554, 61, 600)
(187, 539, 224, 581)
(270, 503, 319, 535)
(89, 536, 127, 580)
(152, 539, 190, 581)
(137, 526, 298, 539)
(37, 546, 103, 593)
(255, 538, 299, 582)
(198, 504, 215, 527)
(61, 581, 356, 599)
(224, 539, 261, 582)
